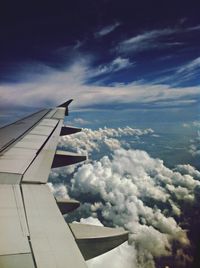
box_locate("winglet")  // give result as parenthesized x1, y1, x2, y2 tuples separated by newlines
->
(58, 99, 73, 116)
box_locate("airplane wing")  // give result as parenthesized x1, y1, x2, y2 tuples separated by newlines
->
(0, 100, 128, 268)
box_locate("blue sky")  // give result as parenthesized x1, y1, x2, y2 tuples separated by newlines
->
(0, 1, 199, 112)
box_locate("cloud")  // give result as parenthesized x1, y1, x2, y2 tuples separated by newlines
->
(182, 121, 200, 128)
(48, 182, 70, 199)
(186, 24, 200, 31)
(87, 241, 136, 268)
(117, 28, 179, 54)
(175, 164, 200, 179)
(58, 126, 154, 154)
(189, 131, 200, 156)
(177, 57, 200, 74)
(50, 123, 200, 267)
(50, 147, 199, 267)
(95, 22, 121, 37)
(181, 123, 200, 156)
(77, 216, 103, 226)
(71, 118, 91, 125)
(93, 57, 134, 76)
(169, 57, 200, 84)
(193, 121, 200, 128)
(0, 56, 199, 110)
(116, 24, 200, 55)
(148, 54, 200, 87)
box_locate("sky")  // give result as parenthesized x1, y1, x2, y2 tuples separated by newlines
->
(0, 0, 200, 110)
(0, 1, 200, 268)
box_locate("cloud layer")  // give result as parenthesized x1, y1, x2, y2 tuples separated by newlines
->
(50, 126, 200, 268)
(59, 126, 154, 155)
(0, 57, 199, 110)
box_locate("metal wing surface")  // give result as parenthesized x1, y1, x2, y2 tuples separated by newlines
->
(0, 100, 128, 268)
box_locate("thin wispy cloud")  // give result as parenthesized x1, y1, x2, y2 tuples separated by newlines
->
(177, 57, 200, 74)
(116, 24, 200, 54)
(117, 28, 179, 54)
(95, 22, 121, 37)
(186, 24, 200, 32)
(0, 58, 199, 109)
(151, 56, 200, 86)
(93, 57, 134, 76)
(172, 57, 200, 84)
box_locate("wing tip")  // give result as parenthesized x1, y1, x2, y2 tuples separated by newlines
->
(58, 99, 73, 108)
(58, 99, 73, 116)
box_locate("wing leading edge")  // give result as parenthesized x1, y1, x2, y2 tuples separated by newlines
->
(0, 100, 128, 268)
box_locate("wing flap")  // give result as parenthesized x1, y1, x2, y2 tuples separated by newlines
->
(69, 223, 129, 260)
(60, 126, 82, 136)
(56, 197, 80, 214)
(52, 150, 87, 168)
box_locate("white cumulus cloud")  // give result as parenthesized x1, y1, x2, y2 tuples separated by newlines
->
(48, 125, 200, 268)
(58, 126, 154, 154)
(50, 145, 200, 267)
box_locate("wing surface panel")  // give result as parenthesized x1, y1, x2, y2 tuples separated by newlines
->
(0, 254, 35, 268)
(29, 124, 56, 136)
(14, 134, 48, 150)
(22, 120, 63, 183)
(0, 110, 64, 184)
(22, 184, 87, 268)
(0, 148, 37, 182)
(0, 185, 30, 255)
(45, 109, 57, 118)
(0, 109, 50, 153)
(52, 108, 65, 119)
